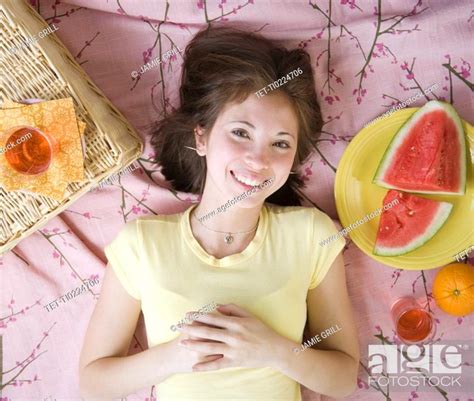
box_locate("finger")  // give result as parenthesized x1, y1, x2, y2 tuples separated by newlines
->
(178, 324, 228, 342)
(185, 311, 203, 321)
(185, 336, 223, 343)
(184, 308, 219, 324)
(185, 302, 218, 317)
(178, 327, 204, 341)
(216, 303, 251, 318)
(188, 313, 240, 332)
(181, 321, 225, 342)
(193, 356, 230, 372)
(179, 339, 227, 354)
(187, 318, 218, 327)
(199, 354, 224, 364)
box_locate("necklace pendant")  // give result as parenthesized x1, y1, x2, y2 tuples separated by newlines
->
(224, 233, 234, 244)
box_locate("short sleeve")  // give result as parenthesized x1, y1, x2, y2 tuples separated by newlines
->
(104, 220, 142, 300)
(309, 211, 346, 290)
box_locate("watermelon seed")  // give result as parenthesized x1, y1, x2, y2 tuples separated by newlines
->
(384, 226, 390, 230)
(407, 210, 415, 216)
(410, 146, 416, 151)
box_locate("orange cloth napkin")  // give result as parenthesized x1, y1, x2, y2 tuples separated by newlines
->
(0, 97, 86, 201)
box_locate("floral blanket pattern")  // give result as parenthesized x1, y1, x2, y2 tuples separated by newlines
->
(1, 0, 473, 400)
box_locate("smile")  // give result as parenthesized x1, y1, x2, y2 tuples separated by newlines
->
(231, 170, 272, 188)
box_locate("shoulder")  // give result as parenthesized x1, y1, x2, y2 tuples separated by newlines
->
(110, 210, 186, 243)
(125, 210, 185, 231)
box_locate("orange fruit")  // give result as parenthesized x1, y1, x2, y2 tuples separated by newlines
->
(432, 263, 474, 317)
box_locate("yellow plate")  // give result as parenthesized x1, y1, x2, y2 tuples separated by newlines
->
(335, 108, 474, 270)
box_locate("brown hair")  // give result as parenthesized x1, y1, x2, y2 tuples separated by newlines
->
(150, 27, 322, 206)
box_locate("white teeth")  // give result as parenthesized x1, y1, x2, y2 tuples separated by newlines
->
(233, 172, 261, 187)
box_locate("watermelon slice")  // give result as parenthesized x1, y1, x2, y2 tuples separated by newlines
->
(373, 101, 466, 195)
(374, 190, 453, 256)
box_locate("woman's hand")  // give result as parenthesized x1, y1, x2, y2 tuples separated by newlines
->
(176, 303, 288, 372)
(169, 323, 224, 374)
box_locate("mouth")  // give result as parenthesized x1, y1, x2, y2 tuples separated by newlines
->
(230, 170, 272, 190)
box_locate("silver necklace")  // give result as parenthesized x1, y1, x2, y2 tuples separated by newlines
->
(192, 209, 259, 245)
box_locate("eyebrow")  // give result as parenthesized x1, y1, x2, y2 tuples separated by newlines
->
(228, 120, 296, 139)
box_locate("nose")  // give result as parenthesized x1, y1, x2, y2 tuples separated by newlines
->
(244, 146, 270, 171)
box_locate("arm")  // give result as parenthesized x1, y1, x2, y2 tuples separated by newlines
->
(78, 264, 174, 398)
(79, 263, 222, 399)
(274, 253, 360, 398)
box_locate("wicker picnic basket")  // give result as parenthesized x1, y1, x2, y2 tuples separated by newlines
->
(0, 0, 143, 254)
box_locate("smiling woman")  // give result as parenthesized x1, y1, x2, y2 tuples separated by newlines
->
(79, 27, 359, 401)
(151, 27, 322, 206)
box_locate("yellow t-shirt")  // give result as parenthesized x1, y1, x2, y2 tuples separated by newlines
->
(104, 203, 345, 401)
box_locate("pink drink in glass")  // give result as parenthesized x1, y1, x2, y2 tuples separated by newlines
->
(391, 296, 435, 344)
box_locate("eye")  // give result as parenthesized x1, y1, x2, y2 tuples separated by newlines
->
(231, 129, 250, 139)
(274, 141, 291, 149)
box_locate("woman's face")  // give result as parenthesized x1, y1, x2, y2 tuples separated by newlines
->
(196, 91, 299, 207)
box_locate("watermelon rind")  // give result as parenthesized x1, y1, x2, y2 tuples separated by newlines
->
(373, 101, 466, 195)
(373, 201, 453, 256)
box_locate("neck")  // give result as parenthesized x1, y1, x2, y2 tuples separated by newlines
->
(193, 190, 263, 232)
(190, 191, 264, 257)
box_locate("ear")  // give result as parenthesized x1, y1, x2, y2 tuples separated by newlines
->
(194, 126, 206, 156)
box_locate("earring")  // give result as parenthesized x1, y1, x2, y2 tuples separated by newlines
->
(184, 145, 204, 156)
(191, 127, 206, 156)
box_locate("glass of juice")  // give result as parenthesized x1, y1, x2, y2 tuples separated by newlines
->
(391, 296, 436, 344)
(2, 126, 58, 175)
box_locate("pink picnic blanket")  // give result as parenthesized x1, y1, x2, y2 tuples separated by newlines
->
(1, 1, 473, 400)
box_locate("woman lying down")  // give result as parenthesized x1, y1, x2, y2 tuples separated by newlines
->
(79, 27, 359, 401)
